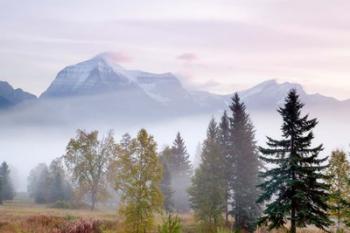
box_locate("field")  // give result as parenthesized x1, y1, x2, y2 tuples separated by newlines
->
(0, 199, 332, 233)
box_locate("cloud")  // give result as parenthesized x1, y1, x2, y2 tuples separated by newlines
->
(101, 51, 133, 63)
(177, 53, 198, 62)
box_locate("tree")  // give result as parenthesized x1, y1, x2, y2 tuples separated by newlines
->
(0, 162, 15, 201)
(229, 94, 261, 232)
(188, 119, 226, 232)
(115, 129, 163, 233)
(162, 133, 192, 212)
(218, 111, 232, 224)
(28, 163, 50, 203)
(63, 129, 116, 210)
(258, 89, 331, 233)
(159, 147, 174, 213)
(326, 150, 350, 231)
(0, 175, 3, 205)
(48, 159, 73, 203)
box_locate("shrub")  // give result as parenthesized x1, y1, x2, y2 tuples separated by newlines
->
(158, 215, 182, 233)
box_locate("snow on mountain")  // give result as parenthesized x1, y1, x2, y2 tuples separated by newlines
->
(0, 81, 36, 108)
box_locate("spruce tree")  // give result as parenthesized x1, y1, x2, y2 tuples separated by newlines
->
(218, 111, 232, 224)
(229, 94, 260, 232)
(188, 119, 226, 232)
(165, 132, 192, 212)
(258, 89, 331, 232)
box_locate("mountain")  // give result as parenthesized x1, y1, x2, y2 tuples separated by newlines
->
(237, 79, 339, 110)
(0, 81, 36, 108)
(40, 53, 225, 116)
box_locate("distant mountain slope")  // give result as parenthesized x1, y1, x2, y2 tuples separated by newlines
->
(0, 81, 36, 108)
(236, 79, 340, 110)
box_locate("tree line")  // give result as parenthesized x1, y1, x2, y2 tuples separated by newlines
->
(4, 89, 350, 232)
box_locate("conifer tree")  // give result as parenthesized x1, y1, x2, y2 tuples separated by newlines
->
(229, 94, 260, 232)
(218, 111, 232, 224)
(115, 129, 163, 233)
(188, 119, 226, 232)
(258, 89, 331, 233)
(326, 150, 350, 230)
(0, 175, 3, 205)
(164, 132, 192, 212)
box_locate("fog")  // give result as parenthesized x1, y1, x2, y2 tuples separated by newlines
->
(1, 101, 349, 192)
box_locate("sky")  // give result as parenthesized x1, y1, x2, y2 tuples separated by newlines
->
(1, 0, 350, 99)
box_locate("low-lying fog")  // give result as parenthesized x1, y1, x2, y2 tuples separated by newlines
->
(0, 108, 349, 191)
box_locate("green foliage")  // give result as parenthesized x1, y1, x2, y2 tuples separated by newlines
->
(159, 150, 174, 213)
(115, 129, 163, 233)
(63, 129, 116, 210)
(326, 150, 350, 230)
(216, 227, 231, 233)
(158, 214, 182, 233)
(228, 94, 261, 232)
(188, 119, 226, 233)
(258, 89, 331, 233)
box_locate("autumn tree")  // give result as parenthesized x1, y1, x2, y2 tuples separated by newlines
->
(326, 150, 350, 231)
(188, 119, 226, 232)
(63, 129, 116, 210)
(115, 129, 163, 233)
(258, 89, 331, 233)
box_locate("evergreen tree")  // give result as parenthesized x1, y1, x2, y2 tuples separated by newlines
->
(48, 159, 73, 203)
(326, 150, 350, 230)
(160, 147, 174, 213)
(258, 89, 331, 233)
(218, 111, 232, 224)
(188, 119, 226, 232)
(229, 94, 260, 232)
(164, 132, 192, 212)
(115, 129, 163, 233)
(170, 132, 192, 176)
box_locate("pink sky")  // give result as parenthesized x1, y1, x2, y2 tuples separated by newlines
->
(1, 0, 350, 99)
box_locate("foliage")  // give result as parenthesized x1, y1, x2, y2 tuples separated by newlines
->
(0, 161, 15, 201)
(258, 89, 331, 233)
(27, 160, 73, 204)
(63, 129, 116, 210)
(188, 119, 226, 233)
(159, 149, 174, 213)
(158, 214, 182, 233)
(114, 129, 163, 233)
(228, 94, 261, 232)
(326, 150, 350, 230)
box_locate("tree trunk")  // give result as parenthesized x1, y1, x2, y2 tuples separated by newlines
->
(91, 191, 96, 211)
(290, 204, 296, 233)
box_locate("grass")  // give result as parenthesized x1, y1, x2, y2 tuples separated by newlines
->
(0, 200, 335, 233)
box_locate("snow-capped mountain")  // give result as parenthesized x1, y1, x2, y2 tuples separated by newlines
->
(0, 81, 36, 108)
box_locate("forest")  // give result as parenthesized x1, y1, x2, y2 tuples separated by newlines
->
(0, 89, 349, 233)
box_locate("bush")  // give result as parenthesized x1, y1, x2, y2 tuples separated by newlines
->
(158, 215, 182, 233)
(50, 200, 72, 209)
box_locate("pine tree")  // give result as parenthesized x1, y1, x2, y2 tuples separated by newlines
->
(165, 132, 192, 212)
(326, 150, 350, 230)
(258, 89, 331, 232)
(188, 119, 226, 232)
(229, 94, 260, 232)
(0, 162, 15, 201)
(218, 111, 232, 224)
(115, 129, 163, 233)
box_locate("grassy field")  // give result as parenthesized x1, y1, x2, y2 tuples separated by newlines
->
(0, 200, 334, 233)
